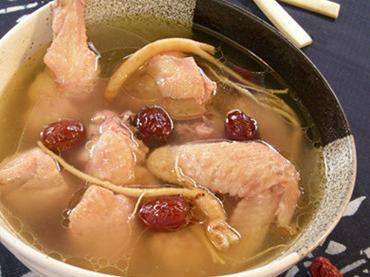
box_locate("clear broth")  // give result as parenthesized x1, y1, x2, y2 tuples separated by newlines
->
(0, 17, 324, 276)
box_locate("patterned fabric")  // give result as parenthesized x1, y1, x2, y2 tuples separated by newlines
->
(0, 0, 369, 276)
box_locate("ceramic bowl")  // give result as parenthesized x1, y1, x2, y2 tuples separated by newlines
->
(0, 0, 356, 276)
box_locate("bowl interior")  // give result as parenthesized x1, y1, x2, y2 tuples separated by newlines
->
(0, 0, 356, 276)
(193, 0, 356, 254)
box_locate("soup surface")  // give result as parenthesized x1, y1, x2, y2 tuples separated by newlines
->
(0, 10, 323, 277)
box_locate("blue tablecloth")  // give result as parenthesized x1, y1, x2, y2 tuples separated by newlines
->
(0, 0, 369, 276)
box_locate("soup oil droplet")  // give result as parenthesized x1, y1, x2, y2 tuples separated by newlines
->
(19, 231, 35, 244)
(0, 15, 325, 277)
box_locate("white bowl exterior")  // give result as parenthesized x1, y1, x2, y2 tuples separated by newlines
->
(0, 5, 51, 94)
(0, 1, 356, 277)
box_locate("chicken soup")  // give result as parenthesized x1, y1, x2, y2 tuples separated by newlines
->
(0, 0, 323, 276)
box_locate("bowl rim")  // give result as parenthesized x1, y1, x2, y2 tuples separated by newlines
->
(0, 1, 357, 277)
(196, 0, 353, 141)
(194, 2, 356, 268)
(200, 0, 357, 248)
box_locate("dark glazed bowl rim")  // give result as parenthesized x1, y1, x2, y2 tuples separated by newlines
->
(194, 0, 352, 145)
(194, 1, 356, 276)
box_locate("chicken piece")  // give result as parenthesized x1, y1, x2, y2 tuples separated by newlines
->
(144, 53, 216, 105)
(44, 0, 99, 97)
(69, 185, 134, 259)
(120, 53, 216, 120)
(228, 191, 281, 259)
(147, 141, 300, 228)
(86, 110, 133, 137)
(85, 130, 136, 185)
(82, 111, 148, 185)
(174, 116, 224, 143)
(0, 148, 72, 223)
(28, 0, 101, 147)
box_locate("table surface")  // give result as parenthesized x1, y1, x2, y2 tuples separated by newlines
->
(0, 0, 369, 276)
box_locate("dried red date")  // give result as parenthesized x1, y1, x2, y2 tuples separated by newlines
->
(225, 110, 258, 141)
(134, 106, 173, 145)
(41, 120, 86, 153)
(232, 66, 256, 83)
(232, 66, 265, 85)
(138, 196, 191, 231)
(309, 256, 342, 277)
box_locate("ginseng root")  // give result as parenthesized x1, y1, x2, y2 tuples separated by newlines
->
(37, 141, 240, 251)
